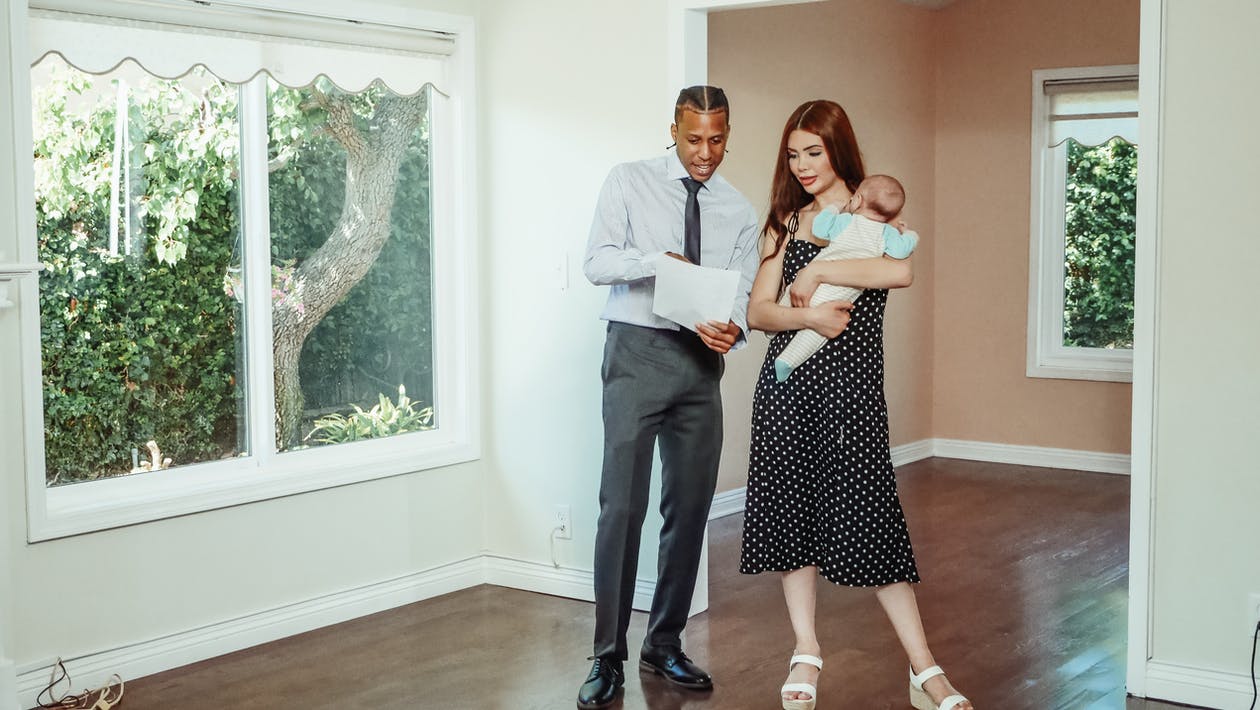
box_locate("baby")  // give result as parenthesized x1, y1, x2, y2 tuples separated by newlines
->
(773, 174, 919, 382)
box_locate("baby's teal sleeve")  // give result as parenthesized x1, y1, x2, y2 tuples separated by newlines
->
(882, 226, 919, 259)
(812, 207, 854, 240)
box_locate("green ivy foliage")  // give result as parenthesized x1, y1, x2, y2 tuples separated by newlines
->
(35, 67, 244, 483)
(1063, 138, 1137, 349)
(34, 66, 433, 483)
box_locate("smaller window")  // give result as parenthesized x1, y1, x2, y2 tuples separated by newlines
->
(1027, 66, 1138, 383)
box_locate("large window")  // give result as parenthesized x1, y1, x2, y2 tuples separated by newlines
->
(15, 1, 478, 539)
(1027, 66, 1138, 382)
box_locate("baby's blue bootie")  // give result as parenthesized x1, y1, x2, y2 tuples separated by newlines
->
(774, 359, 794, 382)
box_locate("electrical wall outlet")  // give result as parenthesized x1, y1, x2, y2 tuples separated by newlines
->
(554, 504, 572, 540)
(1247, 593, 1260, 637)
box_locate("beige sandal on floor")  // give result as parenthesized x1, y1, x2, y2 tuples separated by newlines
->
(909, 665, 969, 710)
(88, 675, 124, 710)
(36, 659, 124, 710)
(781, 653, 822, 710)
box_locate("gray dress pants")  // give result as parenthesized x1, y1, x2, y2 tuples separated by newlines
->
(592, 322, 724, 661)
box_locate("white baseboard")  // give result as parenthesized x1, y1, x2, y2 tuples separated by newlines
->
(481, 554, 656, 612)
(932, 438, 1130, 474)
(1145, 660, 1256, 710)
(12, 551, 707, 709)
(481, 554, 709, 618)
(15, 558, 484, 709)
(890, 438, 936, 467)
(708, 486, 746, 521)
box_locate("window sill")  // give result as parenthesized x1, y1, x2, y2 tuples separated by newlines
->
(1027, 348, 1133, 383)
(28, 429, 479, 541)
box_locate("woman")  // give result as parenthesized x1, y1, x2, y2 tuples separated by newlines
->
(740, 100, 973, 710)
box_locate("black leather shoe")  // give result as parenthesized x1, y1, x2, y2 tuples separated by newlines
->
(577, 656, 624, 709)
(638, 646, 713, 689)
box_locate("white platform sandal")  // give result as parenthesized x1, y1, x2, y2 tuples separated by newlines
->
(781, 653, 823, 710)
(909, 665, 969, 710)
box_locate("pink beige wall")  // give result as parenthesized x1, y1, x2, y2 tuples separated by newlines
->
(709, 0, 938, 493)
(931, 0, 1138, 451)
(708, 0, 1139, 486)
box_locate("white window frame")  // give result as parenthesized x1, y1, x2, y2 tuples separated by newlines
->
(1027, 64, 1138, 383)
(8, 0, 480, 541)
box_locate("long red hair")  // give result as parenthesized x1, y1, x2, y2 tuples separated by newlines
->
(761, 100, 866, 261)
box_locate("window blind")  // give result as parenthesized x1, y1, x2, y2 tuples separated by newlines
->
(1044, 76, 1138, 147)
(29, 0, 454, 96)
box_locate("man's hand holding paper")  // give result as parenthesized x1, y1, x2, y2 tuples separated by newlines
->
(651, 256, 741, 340)
(696, 320, 739, 354)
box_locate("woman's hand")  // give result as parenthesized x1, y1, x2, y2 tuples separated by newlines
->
(789, 265, 821, 307)
(804, 301, 853, 338)
(794, 256, 913, 294)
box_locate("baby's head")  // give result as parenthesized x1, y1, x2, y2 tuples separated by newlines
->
(847, 174, 905, 223)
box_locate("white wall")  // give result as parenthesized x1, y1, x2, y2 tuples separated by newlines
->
(477, 0, 682, 583)
(0, 0, 486, 701)
(1147, 0, 1260, 695)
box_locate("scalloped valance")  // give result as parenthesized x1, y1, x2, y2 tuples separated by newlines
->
(1046, 76, 1138, 148)
(29, 0, 454, 96)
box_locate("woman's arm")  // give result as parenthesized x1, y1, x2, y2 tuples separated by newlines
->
(789, 255, 913, 308)
(747, 237, 853, 335)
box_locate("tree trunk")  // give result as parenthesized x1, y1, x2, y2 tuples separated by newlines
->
(272, 92, 427, 449)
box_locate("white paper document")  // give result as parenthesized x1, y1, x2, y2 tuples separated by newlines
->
(651, 257, 741, 332)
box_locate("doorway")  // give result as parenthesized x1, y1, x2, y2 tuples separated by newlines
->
(673, 0, 1160, 696)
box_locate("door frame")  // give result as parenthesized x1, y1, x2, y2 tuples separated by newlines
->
(669, 0, 1163, 696)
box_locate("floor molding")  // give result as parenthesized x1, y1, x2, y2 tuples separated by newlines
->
(890, 437, 936, 467)
(708, 486, 746, 521)
(12, 548, 716, 707)
(15, 558, 484, 709)
(482, 555, 652, 613)
(1144, 660, 1256, 710)
(481, 554, 710, 618)
(932, 438, 1130, 474)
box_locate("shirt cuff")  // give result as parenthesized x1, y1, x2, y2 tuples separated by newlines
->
(641, 251, 668, 277)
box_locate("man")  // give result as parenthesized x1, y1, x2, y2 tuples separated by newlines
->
(577, 85, 760, 710)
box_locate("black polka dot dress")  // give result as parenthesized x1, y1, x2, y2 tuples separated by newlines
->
(739, 238, 920, 587)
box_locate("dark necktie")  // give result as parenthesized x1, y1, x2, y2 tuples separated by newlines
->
(682, 177, 702, 265)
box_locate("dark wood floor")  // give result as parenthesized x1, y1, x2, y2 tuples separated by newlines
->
(59, 459, 1199, 709)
